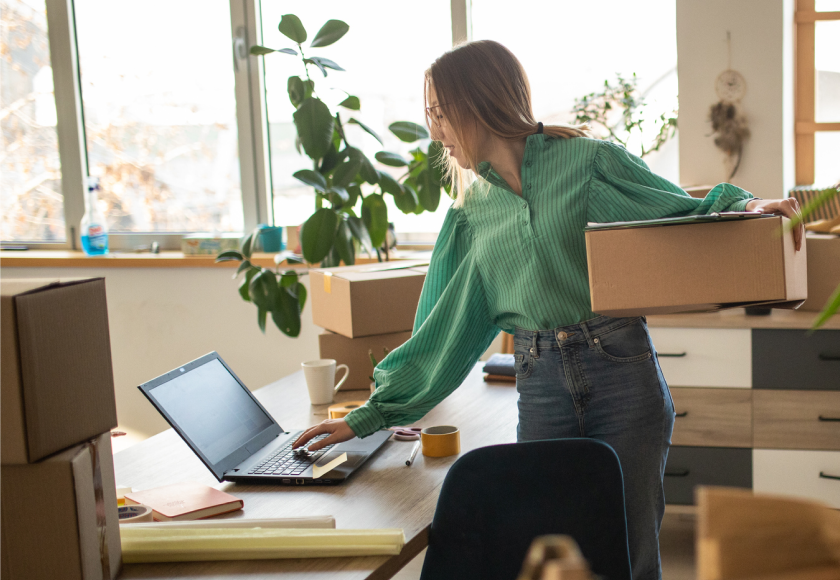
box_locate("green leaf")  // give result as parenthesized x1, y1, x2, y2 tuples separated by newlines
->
(335, 219, 355, 266)
(287, 76, 305, 108)
(347, 118, 383, 146)
(240, 233, 254, 258)
(362, 194, 388, 248)
(389, 121, 429, 143)
(811, 283, 840, 331)
(418, 168, 441, 212)
(338, 96, 360, 110)
(310, 19, 349, 48)
(394, 182, 418, 213)
(300, 207, 339, 263)
(271, 285, 302, 337)
(296, 283, 307, 311)
(293, 169, 327, 190)
(345, 184, 362, 209)
(326, 186, 349, 204)
(279, 14, 307, 44)
(347, 147, 378, 184)
(319, 142, 340, 175)
(377, 170, 402, 197)
(239, 269, 256, 302)
(346, 215, 373, 255)
(279, 270, 298, 288)
(233, 260, 252, 279)
(215, 250, 244, 262)
(250, 46, 297, 56)
(293, 98, 334, 161)
(309, 56, 344, 72)
(257, 308, 267, 333)
(332, 158, 362, 188)
(375, 151, 409, 167)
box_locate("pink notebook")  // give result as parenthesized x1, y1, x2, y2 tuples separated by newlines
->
(124, 481, 243, 521)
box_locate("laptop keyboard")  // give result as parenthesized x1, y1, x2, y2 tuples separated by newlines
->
(247, 433, 335, 476)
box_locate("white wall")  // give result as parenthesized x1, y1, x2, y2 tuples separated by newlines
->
(677, 0, 795, 198)
(2, 266, 502, 448)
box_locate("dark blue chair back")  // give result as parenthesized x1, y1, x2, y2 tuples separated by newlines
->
(419, 438, 631, 580)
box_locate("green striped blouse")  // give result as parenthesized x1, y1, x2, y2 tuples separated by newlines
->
(344, 135, 754, 438)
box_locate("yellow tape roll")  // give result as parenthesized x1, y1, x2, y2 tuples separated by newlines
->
(421, 425, 460, 457)
(328, 401, 368, 420)
(119, 504, 154, 524)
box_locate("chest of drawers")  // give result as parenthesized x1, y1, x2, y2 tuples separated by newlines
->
(646, 310, 840, 508)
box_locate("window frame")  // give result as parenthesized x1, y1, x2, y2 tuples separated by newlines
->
(8, 0, 471, 250)
(795, 0, 840, 185)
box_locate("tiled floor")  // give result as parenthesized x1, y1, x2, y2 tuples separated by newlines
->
(392, 512, 697, 580)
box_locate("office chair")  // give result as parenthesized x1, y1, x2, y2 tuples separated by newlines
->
(419, 438, 631, 580)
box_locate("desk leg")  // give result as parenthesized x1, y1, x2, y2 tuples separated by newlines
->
(367, 525, 430, 580)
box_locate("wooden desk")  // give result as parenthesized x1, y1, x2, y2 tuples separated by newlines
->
(113, 364, 519, 579)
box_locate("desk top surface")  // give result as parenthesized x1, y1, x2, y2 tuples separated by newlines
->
(113, 364, 520, 579)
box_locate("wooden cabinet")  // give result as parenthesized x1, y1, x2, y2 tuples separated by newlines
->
(664, 447, 752, 505)
(753, 449, 840, 508)
(647, 327, 751, 388)
(670, 388, 752, 447)
(753, 390, 840, 450)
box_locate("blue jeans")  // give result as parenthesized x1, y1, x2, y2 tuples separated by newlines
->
(514, 315, 675, 580)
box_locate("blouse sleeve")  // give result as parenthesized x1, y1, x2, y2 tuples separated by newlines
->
(587, 141, 755, 223)
(343, 206, 500, 438)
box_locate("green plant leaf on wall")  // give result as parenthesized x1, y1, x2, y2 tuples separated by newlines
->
(377, 170, 403, 197)
(310, 19, 349, 48)
(279, 14, 307, 43)
(389, 121, 429, 143)
(347, 118, 383, 146)
(293, 98, 334, 161)
(362, 194, 388, 248)
(300, 207, 339, 263)
(338, 96, 360, 110)
(293, 169, 327, 190)
(375, 151, 409, 167)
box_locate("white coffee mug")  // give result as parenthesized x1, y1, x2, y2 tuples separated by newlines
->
(301, 359, 349, 405)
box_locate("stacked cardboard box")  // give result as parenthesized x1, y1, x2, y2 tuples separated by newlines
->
(585, 216, 808, 316)
(1, 278, 122, 579)
(309, 261, 428, 390)
(800, 234, 840, 312)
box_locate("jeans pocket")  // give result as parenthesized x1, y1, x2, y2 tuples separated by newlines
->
(594, 318, 653, 364)
(513, 353, 533, 379)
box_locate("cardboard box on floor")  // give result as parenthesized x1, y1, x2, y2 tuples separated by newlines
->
(800, 234, 840, 312)
(585, 216, 808, 317)
(1, 278, 118, 463)
(319, 330, 412, 390)
(1, 432, 122, 580)
(310, 261, 428, 338)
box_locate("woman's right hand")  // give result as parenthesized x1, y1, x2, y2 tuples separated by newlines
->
(293, 418, 356, 452)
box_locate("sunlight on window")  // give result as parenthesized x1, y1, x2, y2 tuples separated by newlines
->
(0, 0, 65, 242)
(75, 0, 243, 233)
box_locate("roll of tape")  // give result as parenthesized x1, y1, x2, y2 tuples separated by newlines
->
(119, 504, 154, 524)
(421, 425, 460, 457)
(328, 401, 367, 420)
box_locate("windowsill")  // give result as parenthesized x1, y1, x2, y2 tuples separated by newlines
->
(0, 249, 432, 269)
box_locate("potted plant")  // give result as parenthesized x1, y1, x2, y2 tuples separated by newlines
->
(216, 14, 448, 337)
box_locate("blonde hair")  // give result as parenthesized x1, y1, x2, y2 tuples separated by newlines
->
(424, 40, 589, 207)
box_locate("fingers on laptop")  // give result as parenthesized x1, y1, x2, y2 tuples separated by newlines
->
(294, 419, 354, 451)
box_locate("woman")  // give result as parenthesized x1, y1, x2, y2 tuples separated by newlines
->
(294, 40, 803, 580)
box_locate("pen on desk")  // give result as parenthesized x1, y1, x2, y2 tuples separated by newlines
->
(406, 440, 421, 466)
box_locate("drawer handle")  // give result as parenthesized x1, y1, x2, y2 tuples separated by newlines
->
(659, 352, 687, 358)
(675, 411, 688, 418)
(818, 415, 840, 422)
(665, 469, 690, 477)
(818, 353, 840, 362)
(819, 472, 840, 481)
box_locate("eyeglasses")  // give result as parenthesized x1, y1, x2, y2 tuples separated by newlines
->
(425, 104, 446, 129)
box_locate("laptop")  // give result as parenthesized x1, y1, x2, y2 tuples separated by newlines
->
(138, 351, 391, 486)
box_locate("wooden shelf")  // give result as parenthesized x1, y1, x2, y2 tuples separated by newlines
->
(646, 308, 840, 330)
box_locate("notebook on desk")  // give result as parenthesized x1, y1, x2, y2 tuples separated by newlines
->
(138, 352, 391, 486)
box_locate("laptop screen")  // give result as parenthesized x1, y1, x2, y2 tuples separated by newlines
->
(139, 353, 282, 479)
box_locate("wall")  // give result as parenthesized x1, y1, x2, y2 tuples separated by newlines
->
(2, 266, 502, 449)
(677, 0, 795, 198)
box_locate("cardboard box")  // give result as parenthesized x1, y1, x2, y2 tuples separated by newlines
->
(318, 330, 412, 390)
(310, 261, 428, 338)
(1, 278, 118, 463)
(1, 432, 122, 579)
(585, 216, 808, 317)
(800, 234, 840, 312)
(181, 233, 241, 255)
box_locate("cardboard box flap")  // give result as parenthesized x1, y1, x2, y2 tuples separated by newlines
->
(13, 279, 117, 460)
(0, 278, 100, 298)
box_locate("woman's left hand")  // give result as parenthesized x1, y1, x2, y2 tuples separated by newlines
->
(744, 198, 804, 251)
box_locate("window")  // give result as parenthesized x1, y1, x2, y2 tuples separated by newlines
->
(260, 0, 454, 240)
(74, 0, 244, 233)
(795, 0, 840, 186)
(471, 0, 680, 183)
(1, 0, 64, 242)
